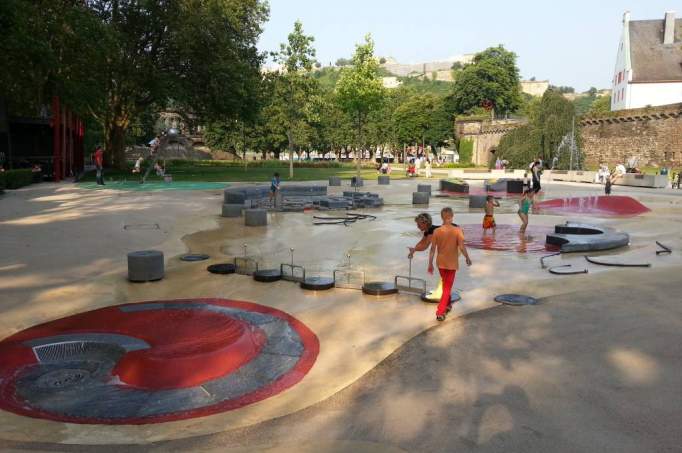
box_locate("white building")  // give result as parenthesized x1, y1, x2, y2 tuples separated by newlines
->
(612, 11, 682, 111)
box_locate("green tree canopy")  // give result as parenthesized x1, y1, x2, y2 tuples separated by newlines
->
(272, 20, 318, 177)
(447, 45, 522, 116)
(335, 34, 385, 177)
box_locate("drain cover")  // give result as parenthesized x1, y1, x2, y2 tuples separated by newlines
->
(253, 269, 282, 282)
(421, 292, 461, 304)
(181, 254, 210, 262)
(36, 369, 91, 389)
(207, 263, 236, 274)
(494, 294, 538, 306)
(362, 281, 398, 296)
(123, 223, 160, 230)
(300, 277, 335, 291)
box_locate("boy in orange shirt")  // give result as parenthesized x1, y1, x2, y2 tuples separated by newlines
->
(428, 207, 472, 321)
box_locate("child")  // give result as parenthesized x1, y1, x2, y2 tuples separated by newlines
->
(428, 207, 472, 322)
(483, 195, 499, 232)
(270, 172, 281, 205)
(132, 156, 144, 174)
(518, 189, 534, 234)
(523, 172, 530, 190)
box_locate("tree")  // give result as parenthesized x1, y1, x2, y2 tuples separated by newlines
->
(379, 57, 387, 64)
(272, 20, 317, 177)
(84, 0, 268, 169)
(548, 85, 575, 94)
(497, 89, 578, 168)
(335, 58, 351, 67)
(448, 45, 522, 116)
(392, 93, 452, 152)
(587, 95, 611, 117)
(335, 34, 385, 178)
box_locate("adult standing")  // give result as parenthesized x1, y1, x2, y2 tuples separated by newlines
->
(425, 158, 432, 178)
(93, 146, 104, 185)
(408, 213, 444, 300)
(531, 160, 541, 193)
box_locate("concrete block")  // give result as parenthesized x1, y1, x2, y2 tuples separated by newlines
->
(351, 177, 364, 187)
(221, 203, 242, 218)
(328, 176, 341, 186)
(412, 192, 429, 205)
(128, 250, 164, 282)
(244, 209, 268, 226)
(417, 184, 432, 194)
(378, 175, 390, 185)
(468, 195, 487, 208)
(440, 179, 469, 193)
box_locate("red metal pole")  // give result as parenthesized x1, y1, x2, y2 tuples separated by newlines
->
(52, 96, 61, 182)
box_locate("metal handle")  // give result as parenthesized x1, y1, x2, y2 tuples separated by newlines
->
(290, 248, 295, 266)
(242, 244, 248, 257)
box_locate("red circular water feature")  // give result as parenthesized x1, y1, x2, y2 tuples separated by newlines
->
(460, 224, 559, 253)
(0, 299, 319, 424)
(535, 195, 650, 217)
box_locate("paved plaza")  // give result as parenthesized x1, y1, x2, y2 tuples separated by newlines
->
(0, 178, 681, 451)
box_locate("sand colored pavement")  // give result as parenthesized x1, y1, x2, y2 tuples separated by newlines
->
(0, 179, 681, 447)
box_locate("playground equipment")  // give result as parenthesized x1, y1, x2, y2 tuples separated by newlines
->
(333, 253, 365, 290)
(234, 244, 259, 275)
(394, 257, 426, 296)
(280, 248, 306, 283)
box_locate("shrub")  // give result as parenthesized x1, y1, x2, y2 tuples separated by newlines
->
(458, 139, 474, 164)
(0, 169, 34, 189)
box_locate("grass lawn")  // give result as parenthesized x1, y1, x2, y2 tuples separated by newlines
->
(79, 164, 417, 184)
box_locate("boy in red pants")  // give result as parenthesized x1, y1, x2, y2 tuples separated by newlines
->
(428, 207, 472, 321)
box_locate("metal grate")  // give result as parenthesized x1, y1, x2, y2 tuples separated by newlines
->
(33, 341, 92, 362)
(333, 269, 365, 290)
(281, 264, 306, 282)
(234, 257, 259, 275)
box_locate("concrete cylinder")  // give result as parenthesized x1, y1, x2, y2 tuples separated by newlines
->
(221, 203, 242, 218)
(412, 192, 429, 205)
(468, 195, 488, 208)
(128, 250, 164, 282)
(417, 184, 432, 194)
(378, 175, 390, 185)
(244, 208, 268, 226)
(351, 177, 364, 187)
(328, 176, 341, 186)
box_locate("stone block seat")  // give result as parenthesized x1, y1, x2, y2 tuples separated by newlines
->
(328, 176, 341, 186)
(413, 192, 429, 205)
(244, 208, 268, 226)
(468, 195, 487, 208)
(128, 250, 164, 282)
(417, 184, 432, 194)
(378, 175, 390, 185)
(224, 186, 270, 204)
(485, 178, 524, 193)
(440, 179, 469, 193)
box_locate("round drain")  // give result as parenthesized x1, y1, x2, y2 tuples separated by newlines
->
(362, 281, 398, 296)
(253, 269, 282, 282)
(300, 277, 335, 291)
(36, 369, 91, 389)
(207, 263, 236, 274)
(181, 254, 210, 262)
(421, 292, 461, 304)
(494, 294, 538, 306)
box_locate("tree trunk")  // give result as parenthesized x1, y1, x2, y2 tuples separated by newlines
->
(286, 130, 294, 178)
(104, 120, 127, 170)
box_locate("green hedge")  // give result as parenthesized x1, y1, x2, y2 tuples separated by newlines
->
(152, 159, 377, 169)
(0, 169, 33, 190)
(458, 139, 474, 164)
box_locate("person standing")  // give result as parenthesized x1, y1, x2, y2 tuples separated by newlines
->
(94, 146, 104, 185)
(517, 189, 534, 233)
(270, 172, 281, 206)
(425, 158, 432, 178)
(428, 207, 472, 321)
(531, 160, 541, 193)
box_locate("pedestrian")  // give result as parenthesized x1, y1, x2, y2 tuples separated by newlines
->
(428, 207, 472, 322)
(531, 160, 542, 193)
(518, 189, 534, 233)
(93, 146, 104, 185)
(605, 172, 613, 195)
(425, 158, 432, 178)
(408, 213, 445, 301)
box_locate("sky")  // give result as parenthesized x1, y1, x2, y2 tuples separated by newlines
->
(258, 0, 679, 92)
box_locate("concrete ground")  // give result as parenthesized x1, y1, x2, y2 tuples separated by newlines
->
(1, 177, 681, 451)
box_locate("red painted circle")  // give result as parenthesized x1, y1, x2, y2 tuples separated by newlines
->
(460, 224, 559, 253)
(0, 299, 319, 424)
(536, 195, 650, 217)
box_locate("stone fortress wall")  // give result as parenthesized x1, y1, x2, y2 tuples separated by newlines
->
(580, 103, 682, 167)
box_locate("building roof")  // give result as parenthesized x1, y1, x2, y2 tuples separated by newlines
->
(629, 18, 682, 82)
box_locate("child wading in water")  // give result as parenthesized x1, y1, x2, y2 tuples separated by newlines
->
(428, 207, 472, 322)
(483, 195, 499, 232)
(517, 189, 535, 234)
